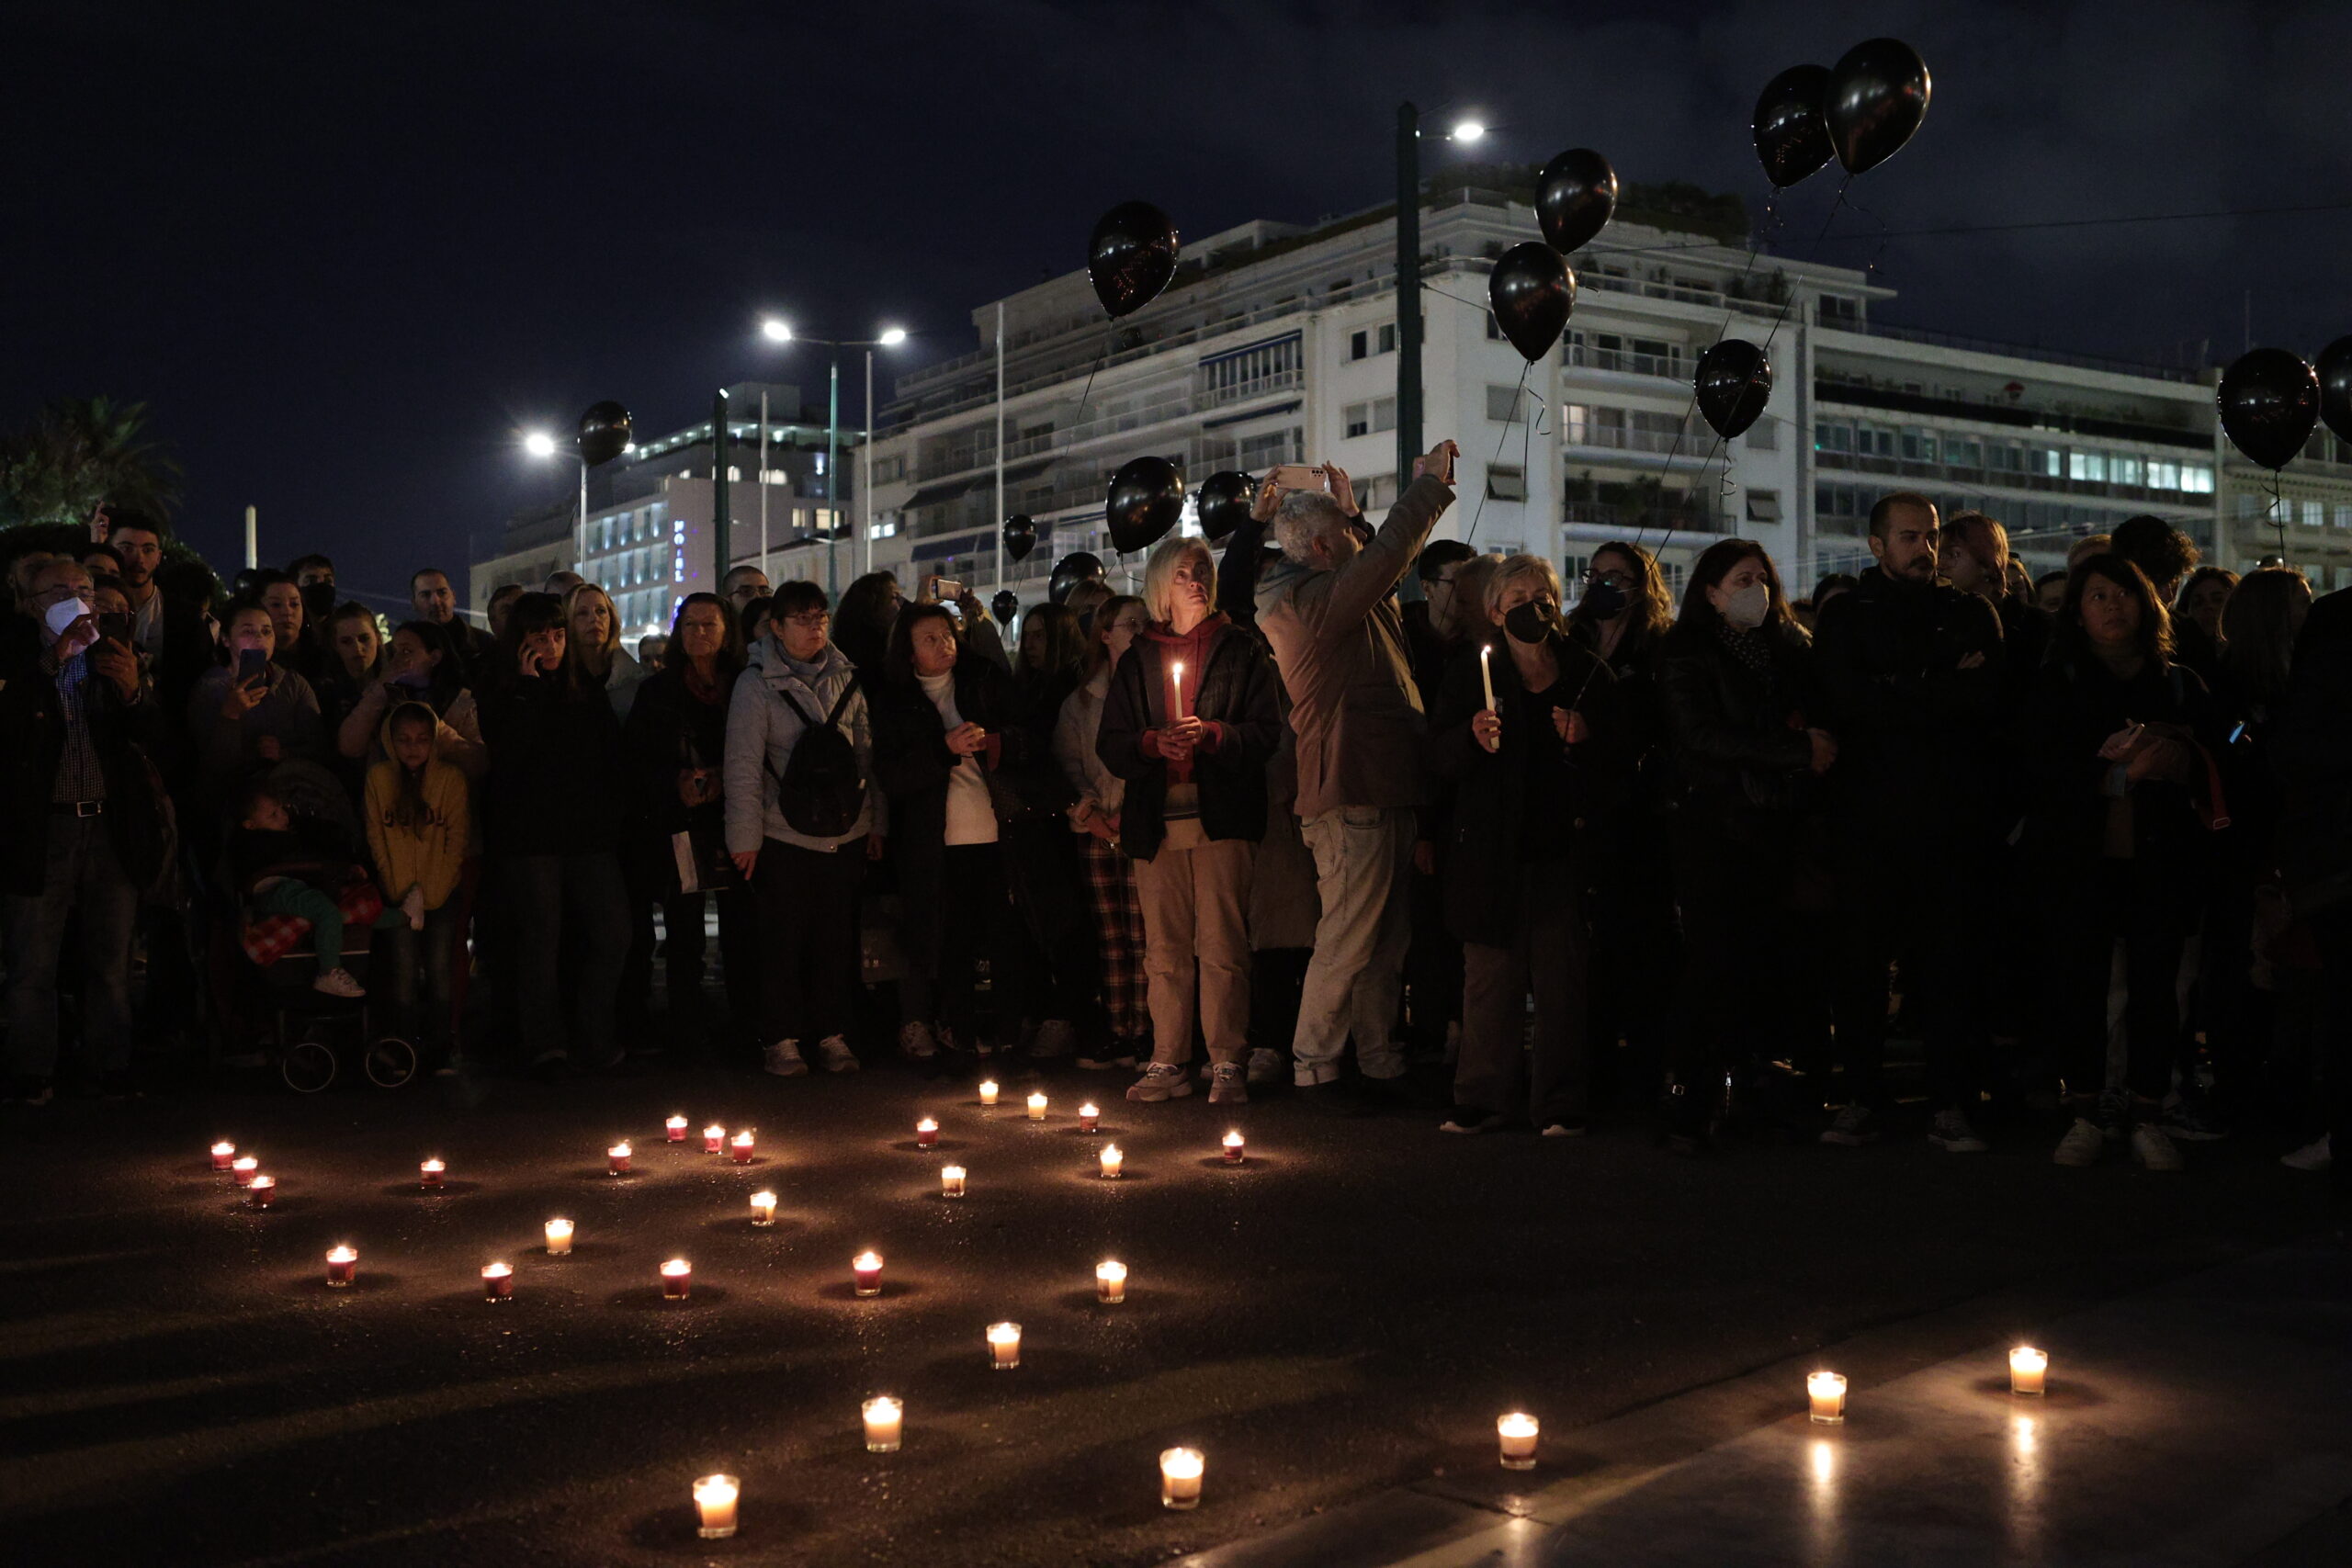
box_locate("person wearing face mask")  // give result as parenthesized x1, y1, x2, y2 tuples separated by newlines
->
(1430, 555, 1625, 1135)
(289, 554, 337, 626)
(1657, 540, 1836, 1153)
(1811, 493, 2007, 1154)
(1055, 593, 1154, 1072)
(1, 560, 165, 1103)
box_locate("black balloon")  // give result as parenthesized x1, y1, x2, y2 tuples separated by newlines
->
(578, 400, 632, 467)
(1196, 470, 1256, 543)
(1048, 552, 1107, 605)
(1693, 340, 1774, 441)
(992, 591, 1022, 626)
(1088, 201, 1180, 321)
(1536, 149, 1617, 255)
(2316, 336, 2352, 446)
(1488, 243, 1576, 364)
(1753, 64, 1836, 188)
(1002, 514, 1037, 563)
(1826, 39, 1931, 175)
(2217, 348, 2321, 470)
(1105, 457, 1185, 555)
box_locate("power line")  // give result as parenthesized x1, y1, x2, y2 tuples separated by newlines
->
(1579, 197, 2352, 263)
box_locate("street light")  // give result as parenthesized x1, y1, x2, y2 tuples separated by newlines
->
(757, 321, 912, 597)
(1395, 103, 1496, 503)
(1450, 118, 1487, 144)
(522, 430, 589, 568)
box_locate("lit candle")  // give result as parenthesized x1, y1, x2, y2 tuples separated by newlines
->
(1808, 1371, 1847, 1425)
(665, 1114, 689, 1143)
(1222, 1129, 1246, 1165)
(231, 1155, 260, 1188)
(1078, 1102, 1100, 1133)
(1099, 1144, 1125, 1179)
(749, 1190, 777, 1226)
(481, 1261, 513, 1301)
(703, 1124, 726, 1154)
(1497, 1412, 1539, 1470)
(853, 1250, 884, 1298)
(419, 1158, 445, 1190)
(987, 1321, 1022, 1370)
(662, 1258, 692, 1301)
(608, 1141, 633, 1176)
(1026, 1091, 1048, 1122)
(693, 1473, 739, 1540)
(941, 1165, 967, 1198)
(730, 1130, 755, 1165)
(916, 1117, 939, 1148)
(1096, 1260, 1127, 1304)
(2009, 1347, 2048, 1397)
(1171, 660, 1187, 717)
(1159, 1447, 1204, 1510)
(1480, 643, 1496, 712)
(246, 1175, 276, 1210)
(210, 1141, 237, 1171)
(545, 1218, 573, 1255)
(863, 1395, 903, 1453)
(324, 1246, 357, 1287)
(978, 1079, 1000, 1108)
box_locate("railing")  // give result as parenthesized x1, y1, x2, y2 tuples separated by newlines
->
(1565, 344, 1687, 379)
(1563, 424, 1702, 456)
(908, 372, 1300, 485)
(1834, 319, 2209, 385)
(1562, 502, 1724, 534)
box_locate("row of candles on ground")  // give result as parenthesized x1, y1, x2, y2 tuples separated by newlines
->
(684, 1352, 2062, 1538)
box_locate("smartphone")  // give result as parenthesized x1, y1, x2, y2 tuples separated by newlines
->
(1268, 464, 1328, 493)
(930, 577, 965, 603)
(236, 648, 269, 686)
(98, 611, 132, 644)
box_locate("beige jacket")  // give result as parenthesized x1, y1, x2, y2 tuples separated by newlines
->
(1252, 475, 1453, 818)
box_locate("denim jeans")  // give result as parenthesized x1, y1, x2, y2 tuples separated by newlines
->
(379, 901, 458, 1048)
(5, 814, 140, 1080)
(503, 852, 630, 1066)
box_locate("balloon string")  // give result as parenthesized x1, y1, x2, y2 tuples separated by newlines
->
(2268, 468, 2288, 562)
(1069, 324, 1114, 438)
(1420, 282, 1490, 311)
(1464, 360, 1532, 546)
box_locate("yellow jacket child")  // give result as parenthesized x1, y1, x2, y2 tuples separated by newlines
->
(366, 701, 469, 917)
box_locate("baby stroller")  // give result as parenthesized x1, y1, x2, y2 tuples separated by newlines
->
(221, 873, 420, 1095)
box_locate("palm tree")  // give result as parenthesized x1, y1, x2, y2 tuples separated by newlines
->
(0, 396, 185, 530)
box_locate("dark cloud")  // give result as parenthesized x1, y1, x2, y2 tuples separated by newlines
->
(5, 0, 2344, 596)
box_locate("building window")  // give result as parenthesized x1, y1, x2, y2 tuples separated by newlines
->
(2335, 504, 2352, 529)
(1900, 428, 1938, 463)
(1238, 427, 1302, 469)
(1203, 335, 1303, 401)
(2148, 459, 2180, 490)
(1944, 436, 1980, 468)
(2303, 499, 2326, 528)
(2112, 454, 2144, 487)
(1377, 323, 1397, 354)
(1817, 295, 1860, 328)
(1344, 402, 1371, 438)
(2182, 464, 2214, 494)
(1747, 417, 1777, 451)
(1815, 422, 1854, 455)
(1372, 397, 1396, 433)
(1485, 313, 1503, 342)
(1486, 384, 1527, 423)
(1746, 490, 1782, 523)
(1350, 330, 1368, 361)
(2067, 451, 2109, 483)
(1485, 465, 1527, 502)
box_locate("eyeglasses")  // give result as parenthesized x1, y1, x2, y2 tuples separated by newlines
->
(781, 612, 831, 629)
(1586, 570, 1634, 588)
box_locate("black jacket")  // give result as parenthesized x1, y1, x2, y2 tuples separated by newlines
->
(2018, 649, 2222, 880)
(476, 666, 626, 857)
(0, 617, 169, 897)
(871, 656, 1032, 973)
(1429, 630, 1625, 946)
(621, 663, 737, 893)
(1658, 618, 1822, 849)
(1096, 615, 1283, 862)
(1810, 568, 2006, 843)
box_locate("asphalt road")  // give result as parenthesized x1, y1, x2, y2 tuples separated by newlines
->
(0, 1057, 2324, 1567)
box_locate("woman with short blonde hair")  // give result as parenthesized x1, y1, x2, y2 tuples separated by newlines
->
(1144, 536, 1217, 625)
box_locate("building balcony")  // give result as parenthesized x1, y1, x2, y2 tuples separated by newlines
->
(1562, 502, 1724, 535)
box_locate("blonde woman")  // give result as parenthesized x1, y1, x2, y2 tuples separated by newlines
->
(562, 581, 646, 719)
(1096, 536, 1283, 1105)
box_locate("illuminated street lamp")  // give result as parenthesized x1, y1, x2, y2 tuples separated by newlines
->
(757, 320, 913, 596)
(522, 429, 589, 565)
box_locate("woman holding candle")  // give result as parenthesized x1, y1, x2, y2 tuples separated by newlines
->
(1054, 594, 1154, 1071)
(1096, 537, 1283, 1106)
(1430, 555, 1626, 1137)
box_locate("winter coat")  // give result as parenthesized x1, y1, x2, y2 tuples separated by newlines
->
(1095, 614, 1283, 861)
(722, 637, 882, 855)
(871, 654, 1031, 973)
(1657, 618, 1822, 850)
(2018, 649, 2222, 885)
(186, 662, 324, 810)
(1053, 666, 1125, 823)
(0, 616, 170, 897)
(623, 660, 735, 892)
(475, 661, 626, 857)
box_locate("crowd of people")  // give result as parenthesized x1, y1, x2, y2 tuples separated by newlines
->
(4, 451, 2346, 1206)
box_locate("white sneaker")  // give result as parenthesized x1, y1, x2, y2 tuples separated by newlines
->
(1928, 1109, 1989, 1153)
(2281, 1134, 2332, 1172)
(2052, 1117, 2105, 1168)
(1207, 1063, 1248, 1105)
(898, 1021, 937, 1060)
(763, 1039, 808, 1077)
(816, 1034, 859, 1073)
(312, 967, 366, 998)
(1246, 1048, 1284, 1085)
(2130, 1122, 2184, 1171)
(1126, 1062, 1194, 1102)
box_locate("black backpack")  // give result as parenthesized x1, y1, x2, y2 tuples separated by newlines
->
(765, 672, 869, 838)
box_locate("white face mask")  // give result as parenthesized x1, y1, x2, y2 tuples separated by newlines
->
(44, 596, 92, 637)
(1719, 581, 1770, 630)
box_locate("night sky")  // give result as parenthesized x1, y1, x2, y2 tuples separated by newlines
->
(8, 1, 2347, 608)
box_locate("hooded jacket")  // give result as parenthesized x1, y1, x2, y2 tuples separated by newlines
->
(363, 705, 469, 910)
(723, 636, 884, 854)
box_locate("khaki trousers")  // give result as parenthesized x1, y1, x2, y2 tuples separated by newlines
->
(1132, 822, 1256, 1066)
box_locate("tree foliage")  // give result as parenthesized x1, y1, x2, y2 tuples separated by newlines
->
(0, 396, 185, 531)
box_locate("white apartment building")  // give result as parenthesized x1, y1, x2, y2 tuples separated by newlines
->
(865, 182, 2352, 607)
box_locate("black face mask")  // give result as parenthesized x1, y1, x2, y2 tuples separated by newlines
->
(1504, 601, 1557, 646)
(300, 581, 336, 622)
(1577, 580, 1628, 621)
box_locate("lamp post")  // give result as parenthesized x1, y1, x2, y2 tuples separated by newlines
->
(759, 320, 909, 600)
(523, 430, 590, 573)
(1394, 106, 1487, 491)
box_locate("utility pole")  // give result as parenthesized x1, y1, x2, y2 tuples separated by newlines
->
(712, 388, 731, 595)
(1396, 100, 1424, 486)
(826, 355, 842, 599)
(994, 300, 1006, 594)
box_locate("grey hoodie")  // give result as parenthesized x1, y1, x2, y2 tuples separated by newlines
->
(723, 636, 886, 854)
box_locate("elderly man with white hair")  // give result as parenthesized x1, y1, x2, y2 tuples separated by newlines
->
(1251, 438, 1459, 1106)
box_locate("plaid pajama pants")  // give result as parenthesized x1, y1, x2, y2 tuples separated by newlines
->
(1080, 835, 1149, 1048)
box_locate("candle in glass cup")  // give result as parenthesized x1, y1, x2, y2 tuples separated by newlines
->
(1078, 1102, 1100, 1133)
(665, 1114, 689, 1143)
(1026, 1091, 1048, 1122)
(978, 1079, 1000, 1108)
(853, 1251, 884, 1298)
(1222, 1129, 1246, 1165)
(210, 1141, 237, 1171)
(863, 1395, 903, 1453)
(481, 1261, 513, 1301)
(246, 1175, 276, 1210)
(1099, 1144, 1125, 1179)
(987, 1321, 1022, 1370)
(1159, 1447, 1204, 1510)
(324, 1246, 357, 1287)
(419, 1158, 445, 1190)
(1497, 1412, 1540, 1470)
(1807, 1371, 1847, 1425)
(749, 1190, 777, 1226)
(915, 1117, 939, 1148)
(703, 1124, 726, 1154)
(662, 1258, 692, 1301)
(232, 1155, 260, 1188)
(941, 1165, 967, 1198)
(1096, 1260, 1127, 1303)
(730, 1130, 755, 1165)
(607, 1141, 632, 1176)
(545, 1218, 574, 1256)
(2009, 1347, 2048, 1396)
(693, 1474, 739, 1540)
